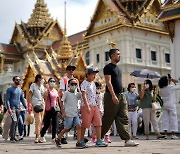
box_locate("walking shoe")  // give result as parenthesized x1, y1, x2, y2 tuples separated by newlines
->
(76, 142, 86, 149)
(19, 136, 24, 141)
(39, 137, 46, 143)
(105, 135, 112, 143)
(84, 138, 89, 143)
(61, 137, 68, 144)
(80, 140, 88, 148)
(125, 140, 139, 147)
(96, 139, 108, 147)
(10, 138, 17, 143)
(132, 136, 139, 139)
(55, 138, 61, 147)
(164, 135, 168, 139)
(91, 137, 97, 143)
(34, 138, 39, 143)
(51, 138, 56, 143)
(157, 134, 166, 139)
(171, 135, 179, 139)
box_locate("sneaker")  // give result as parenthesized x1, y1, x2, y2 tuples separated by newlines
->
(96, 139, 108, 147)
(84, 138, 89, 143)
(132, 136, 139, 139)
(19, 136, 24, 141)
(61, 137, 68, 144)
(39, 137, 46, 143)
(51, 138, 56, 143)
(34, 138, 39, 143)
(171, 135, 179, 139)
(55, 138, 61, 147)
(164, 135, 168, 139)
(105, 135, 112, 143)
(91, 137, 97, 143)
(157, 134, 166, 139)
(125, 140, 139, 147)
(10, 138, 17, 143)
(76, 142, 86, 149)
(80, 140, 88, 148)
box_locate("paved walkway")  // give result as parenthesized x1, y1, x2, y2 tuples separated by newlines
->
(0, 134, 180, 154)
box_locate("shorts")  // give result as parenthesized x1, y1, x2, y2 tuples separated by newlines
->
(81, 105, 102, 128)
(64, 116, 80, 129)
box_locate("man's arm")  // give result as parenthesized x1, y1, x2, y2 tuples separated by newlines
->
(104, 75, 119, 104)
(5, 88, 12, 114)
(20, 91, 27, 109)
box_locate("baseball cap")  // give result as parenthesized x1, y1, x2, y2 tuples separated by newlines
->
(66, 65, 76, 71)
(86, 67, 99, 74)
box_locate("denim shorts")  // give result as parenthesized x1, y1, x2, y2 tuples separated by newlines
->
(64, 115, 80, 129)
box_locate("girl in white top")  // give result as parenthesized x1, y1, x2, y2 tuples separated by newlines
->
(158, 76, 180, 139)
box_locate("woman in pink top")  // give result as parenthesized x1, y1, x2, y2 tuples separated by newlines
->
(39, 77, 59, 143)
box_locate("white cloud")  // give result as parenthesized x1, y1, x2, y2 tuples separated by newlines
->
(0, 0, 97, 43)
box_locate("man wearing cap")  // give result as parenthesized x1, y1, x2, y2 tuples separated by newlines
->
(101, 48, 139, 147)
(58, 65, 76, 144)
(80, 67, 107, 147)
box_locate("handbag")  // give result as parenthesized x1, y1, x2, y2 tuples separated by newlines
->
(34, 104, 44, 113)
(152, 102, 161, 111)
(24, 113, 34, 125)
(48, 91, 60, 113)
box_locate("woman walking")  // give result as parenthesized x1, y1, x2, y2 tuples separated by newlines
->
(29, 74, 46, 143)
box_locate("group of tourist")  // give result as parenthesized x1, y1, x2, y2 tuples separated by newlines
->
(0, 48, 179, 149)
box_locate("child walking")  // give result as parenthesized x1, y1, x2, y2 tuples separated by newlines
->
(80, 68, 107, 147)
(55, 78, 85, 148)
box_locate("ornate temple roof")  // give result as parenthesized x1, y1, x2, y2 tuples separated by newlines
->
(85, 0, 166, 38)
(27, 0, 53, 28)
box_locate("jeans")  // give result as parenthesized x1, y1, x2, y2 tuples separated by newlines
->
(10, 109, 20, 140)
(40, 109, 57, 139)
(18, 111, 26, 136)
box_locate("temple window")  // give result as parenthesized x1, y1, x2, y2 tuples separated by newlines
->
(165, 53, 170, 63)
(136, 48, 142, 59)
(151, 51, 157, 61)
(85, 51, 90, 65)
(105, 51, 109, 61)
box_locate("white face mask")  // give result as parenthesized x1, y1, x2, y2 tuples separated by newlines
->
(40, 79, 45, 85)
(132, 88, 136, 92)
(96, 89, 101, 93)
(145, 84, 149, 89)
(49, 82, 55, 87)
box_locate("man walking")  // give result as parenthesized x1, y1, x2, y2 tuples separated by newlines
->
(101, 49, 139, 146)
(6, 76, 27, 142)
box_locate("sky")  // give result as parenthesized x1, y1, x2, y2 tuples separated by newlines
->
(0, 0, 97, 44)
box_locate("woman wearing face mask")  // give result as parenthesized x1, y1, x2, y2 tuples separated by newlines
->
(139, 79, 165, 140)
(28, 74, 46, 143)
(39, 77, 59, 143)
(124, 83, 139, 139)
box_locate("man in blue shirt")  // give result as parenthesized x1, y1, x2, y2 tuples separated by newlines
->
(6, 76, 27, 142)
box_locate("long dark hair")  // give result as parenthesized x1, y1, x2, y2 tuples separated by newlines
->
(34, 74, 42, 83)
(145, 79, 153, 91)
(158, 76, 168, 88)
(127, 83, 135, 91)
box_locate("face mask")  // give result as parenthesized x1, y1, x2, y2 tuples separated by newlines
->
(71, 85, 77, 91)
(132, 88, 136, 92)
(96, 89, 101, 93)
(49, 82, 55, 87)
(40, 79, 45, 85)
(145, 84, 149, 89)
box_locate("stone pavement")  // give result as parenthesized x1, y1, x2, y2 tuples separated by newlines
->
(0, 134, 180, 154)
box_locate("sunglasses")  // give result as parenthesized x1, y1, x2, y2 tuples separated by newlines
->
(97, 87, 102, 89)
(71, 83, 77, 86)
(50, 80, 55, 83)
(15, 79, 21, 81)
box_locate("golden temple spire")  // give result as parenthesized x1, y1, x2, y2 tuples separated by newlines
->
(27, 0, 53, 27)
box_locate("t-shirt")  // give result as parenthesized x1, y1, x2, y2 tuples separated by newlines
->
(139, 91, 153, 109)
(59, 77, 70, 91)
(103, 63, 122, 94)
(96, 93, 104, 113)
(80, 80, 97, 106)
(45, 89, 58, 111)
(29, 83, 45, 106)
(6, 86, 26, 110)
(61, 91, 82, 117)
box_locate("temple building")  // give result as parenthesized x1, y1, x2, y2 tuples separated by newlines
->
(0, 0, 86, 99)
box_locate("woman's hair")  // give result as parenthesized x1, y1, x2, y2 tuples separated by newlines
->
(127, 83, 135, 91)
(48, 77, 56, 83)
(145, 79, 153, 91)
(95, 82, 102, 87)
(158, 76, 168, 88)
(34, 74, 42, 83)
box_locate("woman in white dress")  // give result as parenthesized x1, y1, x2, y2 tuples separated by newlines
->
(158, 76, 180, 139)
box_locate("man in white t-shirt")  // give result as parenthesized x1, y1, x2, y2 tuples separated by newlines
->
(58, 65, 76, 144)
